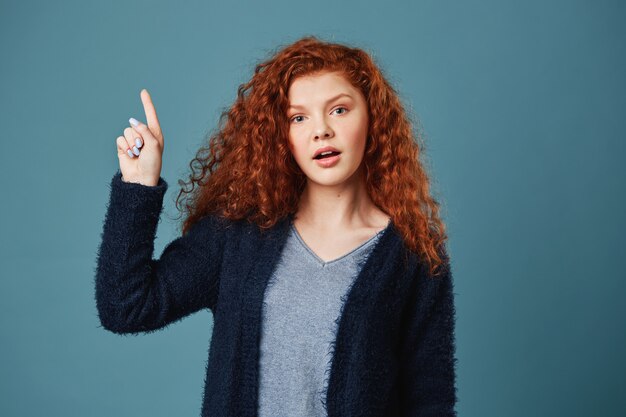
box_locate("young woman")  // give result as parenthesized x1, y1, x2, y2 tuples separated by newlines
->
(95, 36, 458, 417)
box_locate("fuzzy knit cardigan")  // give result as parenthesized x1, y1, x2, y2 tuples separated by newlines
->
(94, 170, 458, 417)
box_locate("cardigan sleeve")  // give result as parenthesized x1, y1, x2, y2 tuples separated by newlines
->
(94, 170, 226, 335)
(398, 248, 458, 417)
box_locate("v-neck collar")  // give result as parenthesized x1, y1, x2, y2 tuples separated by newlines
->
(289, 218, 391, 267)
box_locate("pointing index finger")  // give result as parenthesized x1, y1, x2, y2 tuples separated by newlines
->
(140, 89, 162, 138)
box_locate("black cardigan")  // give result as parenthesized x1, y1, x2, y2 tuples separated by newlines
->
(94, 170, 458, 417)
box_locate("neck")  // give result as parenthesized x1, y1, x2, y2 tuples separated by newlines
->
(295, 165, 382, 231)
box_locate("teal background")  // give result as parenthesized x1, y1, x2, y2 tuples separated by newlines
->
(1, 0, 624, 416)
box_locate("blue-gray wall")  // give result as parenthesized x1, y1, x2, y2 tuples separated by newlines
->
(1, 0, 624, 416)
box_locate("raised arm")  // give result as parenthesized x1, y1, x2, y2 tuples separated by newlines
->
(94, 170, 226, 335)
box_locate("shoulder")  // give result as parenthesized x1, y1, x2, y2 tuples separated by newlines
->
(181, 214, 239, 251)
(186, 213, 285, 244)
(417, 246, 454, 312)
(404, 244, 453, 302)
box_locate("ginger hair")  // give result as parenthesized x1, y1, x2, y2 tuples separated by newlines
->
(174, 35, 449, 276)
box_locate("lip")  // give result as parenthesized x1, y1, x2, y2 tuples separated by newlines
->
(314, 153, 341, 168)
(312, 146, 341, 159)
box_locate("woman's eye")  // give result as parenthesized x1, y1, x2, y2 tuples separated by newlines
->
(290, 107, 347, 123)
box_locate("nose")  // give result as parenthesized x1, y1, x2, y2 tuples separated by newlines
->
(313, 119, 334, 140)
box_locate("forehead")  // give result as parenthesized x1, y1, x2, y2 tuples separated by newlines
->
(288, 71, 358, 100)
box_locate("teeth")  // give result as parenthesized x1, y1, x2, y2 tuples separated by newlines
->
(321, 151, 333, 155)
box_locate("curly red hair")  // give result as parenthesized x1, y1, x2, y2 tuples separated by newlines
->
(174, 35, 449, 276)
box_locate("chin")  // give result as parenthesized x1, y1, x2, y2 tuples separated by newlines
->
(307, 168, 361, 187)
(310, 178, 347, 187)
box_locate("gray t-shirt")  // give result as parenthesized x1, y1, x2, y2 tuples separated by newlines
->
(258, 220, 384, 417)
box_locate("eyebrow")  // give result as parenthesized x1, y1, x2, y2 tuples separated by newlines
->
(288, 93, 354, 111)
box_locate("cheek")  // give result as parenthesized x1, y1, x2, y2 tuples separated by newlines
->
(287, 139, 306, 164)
(288, 133, 305, 156)
(346, 131, 368, 154)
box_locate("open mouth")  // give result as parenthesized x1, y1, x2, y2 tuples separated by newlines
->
(314, 151, 341, 160)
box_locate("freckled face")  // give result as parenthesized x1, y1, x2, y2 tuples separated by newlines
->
(286, 71, 369, 187)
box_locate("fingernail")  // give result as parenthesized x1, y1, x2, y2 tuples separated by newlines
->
(135, 137, 142, 148)
(132, 146, 140, 156)
(129, 117, 139, 127)
(127, 149, 134, 158)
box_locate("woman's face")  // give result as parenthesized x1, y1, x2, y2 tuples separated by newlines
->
(286, 71, 369, 188)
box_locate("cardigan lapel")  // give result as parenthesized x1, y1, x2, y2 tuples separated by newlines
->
(323, 220, 407, 417)
(237, 214, 293, 417)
